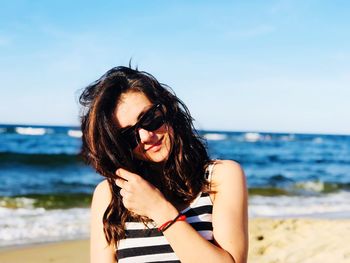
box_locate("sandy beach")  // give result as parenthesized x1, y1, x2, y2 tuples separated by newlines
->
(249, 218, 350, 263)
(0, 218, 349, 263)
(0, 239, 89, 263)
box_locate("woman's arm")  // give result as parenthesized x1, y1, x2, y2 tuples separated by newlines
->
(158, 160, 248, 263)
(211, 160, 249, 262)
(90, 180, 116, 263)
(116, 160, 248, 263)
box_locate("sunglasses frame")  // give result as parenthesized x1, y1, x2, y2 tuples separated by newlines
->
(120, 103, 165, 149)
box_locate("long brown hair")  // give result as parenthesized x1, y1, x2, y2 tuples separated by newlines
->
(79, 66, 210, 246)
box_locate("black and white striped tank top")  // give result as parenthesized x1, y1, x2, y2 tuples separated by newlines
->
(116, 163, 216, 263)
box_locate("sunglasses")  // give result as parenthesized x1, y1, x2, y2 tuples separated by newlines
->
(120, 104, 165, 149)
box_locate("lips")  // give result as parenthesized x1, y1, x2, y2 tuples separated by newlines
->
(145, 137, 163, 151)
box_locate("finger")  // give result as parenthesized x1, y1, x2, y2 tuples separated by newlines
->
(115, 178, 127, 189)
(116, 168, 139, 181)
(119, 188, 128, 197)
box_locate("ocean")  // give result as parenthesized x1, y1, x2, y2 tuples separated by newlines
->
(0, 124, 349, 247)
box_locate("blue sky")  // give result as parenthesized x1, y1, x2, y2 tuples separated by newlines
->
(0, 0, 349, 134)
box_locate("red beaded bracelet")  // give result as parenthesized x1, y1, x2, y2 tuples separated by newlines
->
(157, 213, 187, 232)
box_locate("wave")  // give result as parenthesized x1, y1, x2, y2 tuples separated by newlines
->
(249, 181, 350, 196)
(15, 127, 47, 136)
(203, 133, 227, 141)
(249, 191, 350, 218)
(243, 132, 261, 142)
(312, 137, 324, 144)
(293, 181, 350, 193)
(4, 184, 345, 208)
(0, 207, 89, 247)
(279, 134, 296, 141)
(0, 193, 92, 247)
(240, 154, 350, 165)
(0, 152, 83, 166)
(0, 125, 80, 136)
(0, 193, 92, 209)
(68, 129, 82, 138)
(249, 187, 291, 196)
(241, 132, 275, 142)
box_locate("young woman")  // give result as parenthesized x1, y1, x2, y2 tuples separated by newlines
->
(80, 66, 248, 263)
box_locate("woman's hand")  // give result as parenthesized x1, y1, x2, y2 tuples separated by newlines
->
(115, 168, 178, 224)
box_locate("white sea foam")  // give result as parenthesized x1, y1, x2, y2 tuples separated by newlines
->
(0, 207, 90, 247)
(295, 181, 325, 192)
(45, 128, 55, 134)
(68, 129, 82, 138)
(1, 193, 349, 248)
(0, 197, 36, 209)
(313, 137, 323, 144)
(203, 133, 227, 141)
(249, 191, 350, 219)
(244, 132, 261, 142)
(280, 134, 295, 141)
(15, 127, 46, 136)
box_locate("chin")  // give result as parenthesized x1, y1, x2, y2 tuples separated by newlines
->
(142, 148, 170, 163)
(134, 143, 171, 163)
(150, 154, 169, 163)
(134, 133, 172, 163)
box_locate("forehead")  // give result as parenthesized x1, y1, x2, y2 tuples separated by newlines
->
(114, 92, 153, 128)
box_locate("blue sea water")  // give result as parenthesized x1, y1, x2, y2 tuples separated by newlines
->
(1, 124, 350, 247)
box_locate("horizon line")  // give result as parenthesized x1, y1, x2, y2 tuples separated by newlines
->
(1, 122, 349, 137)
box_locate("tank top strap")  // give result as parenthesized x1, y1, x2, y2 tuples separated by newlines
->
(204, 161, 217, 183)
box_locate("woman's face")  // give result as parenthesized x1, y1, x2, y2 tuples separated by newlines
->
(114, 91, 172, 164)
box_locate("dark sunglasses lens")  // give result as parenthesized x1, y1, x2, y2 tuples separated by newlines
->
(122, 129, 138, 149)
(141, 115, 164, 131)
(121, 105, 165, 149)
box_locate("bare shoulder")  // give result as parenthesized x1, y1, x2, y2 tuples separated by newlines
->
(213, 159, 244, 173)
(94, 179, 112, 195)
(209, 160, 248, 262)
(91, 179, 113, 212)
(211, 160, 246, 187)
(90, 180, 116, 262)
(209, 160, 247, 203)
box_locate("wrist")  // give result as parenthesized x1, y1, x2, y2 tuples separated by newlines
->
(158, 213, 187, 232)
(152, 200, 178, 226)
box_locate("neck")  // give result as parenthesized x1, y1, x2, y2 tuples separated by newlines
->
(144, 163, 164, 187)
(148, 161, 164, 173)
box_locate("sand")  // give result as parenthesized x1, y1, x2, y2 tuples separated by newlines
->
(0, 219, 349, 263)
(249, 218, 350, 263)
(0, 239, 89, 263)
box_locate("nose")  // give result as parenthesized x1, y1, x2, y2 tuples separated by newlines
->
(138, 128, 156, 144)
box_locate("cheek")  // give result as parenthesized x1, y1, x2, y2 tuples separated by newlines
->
(161, 127, 173, 156)
(165, 126, 173, 144)
(132, 145, 144, 159)
(131, 125, 174, 161)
